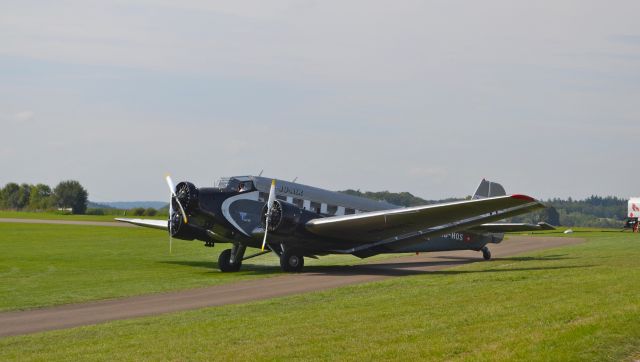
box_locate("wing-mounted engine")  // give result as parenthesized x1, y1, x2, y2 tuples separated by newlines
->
(169, 210, 214, 242)
(167, 181, 218, 243)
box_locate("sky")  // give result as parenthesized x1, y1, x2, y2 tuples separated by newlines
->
(1, 0, 639, 202)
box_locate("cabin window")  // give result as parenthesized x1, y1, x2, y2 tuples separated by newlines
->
(326, 205, 338, 215)
(345, 208, 356, 215)
(293, 198, 304, 208)
(310, 201, 321, 214)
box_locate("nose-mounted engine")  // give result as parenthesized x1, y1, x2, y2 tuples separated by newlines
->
(261, 200, 318, 236)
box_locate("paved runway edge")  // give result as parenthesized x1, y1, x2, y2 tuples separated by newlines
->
(0, 236, 583, 338)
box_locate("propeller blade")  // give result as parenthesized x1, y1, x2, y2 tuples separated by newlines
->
(165, 175, 176, 196)
(165, 174, 188, 224)
(261, 179, 277, 251)
(169, 191, 173, 254)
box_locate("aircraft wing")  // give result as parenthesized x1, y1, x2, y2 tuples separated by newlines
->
(115, 218, 168, 230)
(469, 222, 555, 233)
(305, 195, 545, 248)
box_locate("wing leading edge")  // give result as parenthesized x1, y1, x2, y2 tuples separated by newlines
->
(115, 218, 168, 230)
(471, 222, 555, 233)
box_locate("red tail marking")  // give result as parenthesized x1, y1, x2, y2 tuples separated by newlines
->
(511, 194, 535, 202)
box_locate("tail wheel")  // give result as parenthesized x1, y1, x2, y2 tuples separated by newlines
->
(218, 249, 242, 272)
(280, 249, 304, 272)
(481, 246, 491, 261)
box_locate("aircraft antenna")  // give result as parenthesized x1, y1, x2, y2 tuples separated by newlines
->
(292, 177, 298, 183)
(258, 170, 264, 177)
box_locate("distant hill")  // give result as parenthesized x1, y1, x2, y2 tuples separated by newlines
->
(89, 201, 168, 210)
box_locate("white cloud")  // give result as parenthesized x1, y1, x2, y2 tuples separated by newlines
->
(1, 110, 35, 123)
(13, 110, 35, 122)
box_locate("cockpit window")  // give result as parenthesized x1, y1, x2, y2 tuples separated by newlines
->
(217, 178, 255, 193)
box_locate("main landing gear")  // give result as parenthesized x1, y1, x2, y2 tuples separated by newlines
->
(218, 244, 246, 272)
(217, 243, 305, 273)
(279, 248, 304, 273)
(481, 246, 492, 261)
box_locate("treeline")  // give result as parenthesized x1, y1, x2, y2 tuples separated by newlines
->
(340, 189, 465, 207)
(341, 190, 628, 228)
(0, 181, 88, 214)
(509, 196, 627, 228)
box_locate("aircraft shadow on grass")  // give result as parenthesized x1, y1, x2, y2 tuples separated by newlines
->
(298, 264, 592, 277)
(159, 260, 280, 275)
(161, 258, 592, 278)
(431, 254, 575, 262)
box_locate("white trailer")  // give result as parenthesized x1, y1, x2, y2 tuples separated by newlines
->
(627, 198, 640, 232)
(629, 198, 640, 218)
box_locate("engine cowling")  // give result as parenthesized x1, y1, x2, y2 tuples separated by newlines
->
(173, 181, 199, 211)
(261, 200, 318, 235)
(169, 211, 212, 242)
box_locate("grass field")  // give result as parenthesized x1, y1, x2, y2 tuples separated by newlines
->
(1, 230, 639, 360)
(0, 225, 640, 361)
(0, 222, 397, 312)
(0, 210, 165, 222)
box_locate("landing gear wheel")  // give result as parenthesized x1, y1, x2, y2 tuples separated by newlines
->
(481, 246, 491, 261)
(280, 249, 304, 272)
(218, 249, 242, 272)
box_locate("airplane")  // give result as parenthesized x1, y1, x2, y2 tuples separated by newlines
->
(117, 176, 554, 272)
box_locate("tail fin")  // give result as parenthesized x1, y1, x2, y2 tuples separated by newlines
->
(472, 179, 506, 199)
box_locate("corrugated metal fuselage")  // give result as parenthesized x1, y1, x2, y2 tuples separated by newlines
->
(206, 176, 503, 257)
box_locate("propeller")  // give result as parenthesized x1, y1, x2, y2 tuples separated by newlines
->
(168, 187, 173, 254)
(261, 179, 277, 251)
(165, 174, 189, 254)
(165, 175, 188, 224)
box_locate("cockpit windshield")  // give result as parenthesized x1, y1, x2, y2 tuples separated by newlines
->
(216, 177, 255, 193)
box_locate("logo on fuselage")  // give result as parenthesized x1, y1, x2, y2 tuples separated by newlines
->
(442, 233, 473, 242)
(443, 232, 464, 241)
(278, 185, 304, 197)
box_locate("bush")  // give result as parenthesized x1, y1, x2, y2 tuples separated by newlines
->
(144, 208, 157, 216)
(85, 208, 105, 215)
(131, 207, 146, 216)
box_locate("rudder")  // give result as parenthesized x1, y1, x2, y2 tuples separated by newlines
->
(472, 179, 506, 199)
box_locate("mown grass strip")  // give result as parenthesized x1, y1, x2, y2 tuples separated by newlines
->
(1, 231, 638, 361)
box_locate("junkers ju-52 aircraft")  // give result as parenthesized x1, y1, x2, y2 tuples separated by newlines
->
(117, 176, 553, 272)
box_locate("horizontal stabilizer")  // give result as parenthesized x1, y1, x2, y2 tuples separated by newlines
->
(115, 218, 167, 230)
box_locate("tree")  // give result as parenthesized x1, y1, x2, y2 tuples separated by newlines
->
(16, 183, 32, 209)
(53, 180, 88, 214)
(1, 183, 20, 209)
(29, 184, 52, 210)
(144, 208, 157, 216)
(540, 206, 560, 226)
